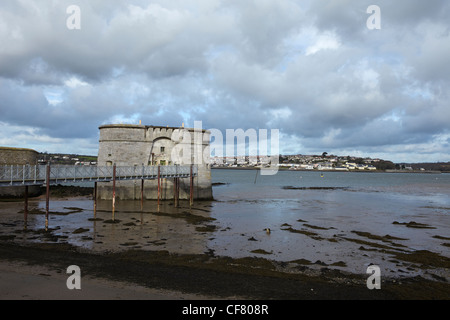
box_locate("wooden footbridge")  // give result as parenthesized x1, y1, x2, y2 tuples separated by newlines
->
(0, 164, 197, 229)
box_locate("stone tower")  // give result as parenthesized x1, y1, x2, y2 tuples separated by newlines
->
(96, 124, 212, 200)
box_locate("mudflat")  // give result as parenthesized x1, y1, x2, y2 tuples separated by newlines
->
(0, 241, 449, 300)
(0, 185, 449, 300)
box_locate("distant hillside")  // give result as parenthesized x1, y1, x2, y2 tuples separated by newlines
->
(38, 153, 97, 165)
(401, 162, 450, 172)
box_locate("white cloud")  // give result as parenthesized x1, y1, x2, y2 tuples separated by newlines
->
(64, 77, 90, 88)
(305, 31, 341, 56)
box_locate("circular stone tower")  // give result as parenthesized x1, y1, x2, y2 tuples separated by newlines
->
(96, 124, 212, 200)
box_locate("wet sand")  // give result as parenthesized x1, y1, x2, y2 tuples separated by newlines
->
(0, 259, 217, 300)
(0, 185, 449, 300)
(0, 239, 449, 300)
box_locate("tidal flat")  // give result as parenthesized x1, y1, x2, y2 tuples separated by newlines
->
(0, 190, 449, 299)
(1, 170, 450, 299)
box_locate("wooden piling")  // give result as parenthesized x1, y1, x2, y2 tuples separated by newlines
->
(176, 177, 179, 207)
(189, 164, 193, 207)
(157, 165, 160, 211)
(93, 181, 97, 216)
(173, 178, 177, 207)
(112, 164, 116, 221)
(24, 185, 28, 230)
(178, 177, 180, 206)
(45, 164, 50, 230)
(141, 179, 144, 210)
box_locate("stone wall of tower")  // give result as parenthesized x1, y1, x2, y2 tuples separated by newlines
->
(96, 124, 212, 200)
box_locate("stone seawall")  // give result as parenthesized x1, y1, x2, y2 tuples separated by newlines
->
(0, 147, 41, 198)
(0, 147, 38, 166)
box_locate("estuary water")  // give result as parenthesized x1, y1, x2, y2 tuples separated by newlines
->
(1, 169, 449, 279)
(208, 169, 450, 277)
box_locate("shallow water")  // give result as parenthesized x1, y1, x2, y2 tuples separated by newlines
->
(0, 169, 449, 280)
(209, 170, 450, 277)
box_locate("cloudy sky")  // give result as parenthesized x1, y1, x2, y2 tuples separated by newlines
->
(0, 0, 449, 162)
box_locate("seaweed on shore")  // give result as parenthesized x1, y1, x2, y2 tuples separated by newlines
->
(195, 225, 217, 232)
(251, 249, 272, 255)
(72, 228, 89, 234)
(304, 223, 335, 230)
(282, 186, 349, 190)
(392, 250, 450, 269)
(40, 185, 94, 198)
(433, 235, 450, 240)
(212, 182, 230, 186)
(18, 207, 84, 216)
(340, 236, 404, 251)
(392, 221, 436, 229)
(289, 258, 313, 265)
(151, 210, 216, 225)
(352, 231, 408, 244)
(1, 241, 449, 299)
(280, 226, 324, 240)
(103, 219, 121, 224)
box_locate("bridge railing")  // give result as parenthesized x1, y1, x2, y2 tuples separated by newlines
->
(0, 165, 43, 186)
(0, 164, 197, 186)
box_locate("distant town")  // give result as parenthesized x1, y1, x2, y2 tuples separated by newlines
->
(37, 152, 450, 172)
(38, 153, 97, 166)
(212, 153, 383, 171)
(210, 153, 446, 172)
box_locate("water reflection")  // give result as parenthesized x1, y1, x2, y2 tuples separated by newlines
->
(77, 199, 216, 255)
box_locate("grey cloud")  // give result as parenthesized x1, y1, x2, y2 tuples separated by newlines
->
(0, 0, 449, 161)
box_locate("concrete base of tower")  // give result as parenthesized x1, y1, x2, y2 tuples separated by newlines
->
(96, 178, 213, 201)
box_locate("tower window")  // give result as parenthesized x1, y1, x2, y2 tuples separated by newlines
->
(160, 147, 165, 153)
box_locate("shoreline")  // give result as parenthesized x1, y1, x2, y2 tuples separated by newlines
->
(0, 258, 217, 300)
(0, 241, 449, 300)
(212, 167, 445, 173)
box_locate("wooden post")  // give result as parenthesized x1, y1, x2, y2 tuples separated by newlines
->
(141, 179, 144, 211)
(189, 164, 193, 207)
(178, 178, 180, 207)
(45, 164, 50, 230)
(176, 177, 179, 207)
(112, 164, 116, 221)
(173, 177, 176, 207)
(93, 181, 97, 217)
(173, 178, 179, 208)
(24, 185, 28, 230)
(157, 165, 160, 211)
